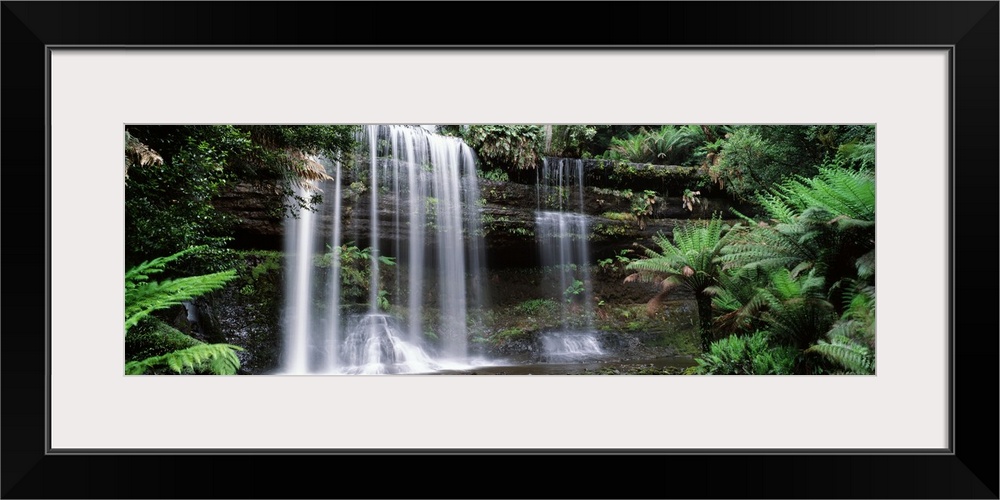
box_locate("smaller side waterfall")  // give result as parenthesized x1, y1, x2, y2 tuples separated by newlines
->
(540, 331, 605, 362)
(535, 158, 595, 329)
(534, 158, 603, 361)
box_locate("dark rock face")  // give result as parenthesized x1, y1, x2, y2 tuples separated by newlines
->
(211, 159, 757, 258)
(213, 181, 286, 250)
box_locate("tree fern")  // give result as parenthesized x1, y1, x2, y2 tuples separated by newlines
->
(126, 343, 244, 375)
(708, 267, 768, 335)
(626, 215, 734, 288)
(625, 214, 738, 350)
(751, 268, 836, 349)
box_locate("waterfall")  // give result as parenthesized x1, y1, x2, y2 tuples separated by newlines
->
(535, 158, 603, 361)
(280, 125, 485, 374)
(282, 184, 319, 375)
(535, 158, 595, 329)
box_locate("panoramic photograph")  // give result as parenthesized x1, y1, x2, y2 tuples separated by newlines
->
(124, 124, 875, 375)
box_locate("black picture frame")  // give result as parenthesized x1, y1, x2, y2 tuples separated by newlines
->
(3, 2, 997, 498)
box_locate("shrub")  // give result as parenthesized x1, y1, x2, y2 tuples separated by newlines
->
(463, 125, 544, 172)
(693, 331, 798, 375)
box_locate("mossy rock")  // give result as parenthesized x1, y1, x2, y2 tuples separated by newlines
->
(126, 317, 202, 362)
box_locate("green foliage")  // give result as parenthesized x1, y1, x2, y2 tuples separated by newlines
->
(628, 190, 658, 229)
(708, 266, 770, 335)
(758, 167, 875, 225)
(433, 125, 465, 137)
(710, 125, 873, 202)
(626, 215, 733, 294)
(481, 214, 535, 238)
(126, 317, 203, 361)
(702, 166, 876, 372)
(599, 125, 705, 165)
(126, 343, 244, 375)
(376, 289, 391, 311)
(750, 268, 837, 349)
(492, 327, 530, 345)
(598, 248, 635, 272)
(315, 243, 395, 305)
(546, 125, 598, 157)
(563, 280, 585, 303)
(124, 126, 252, 265)
(807, 282, 875, 374)
(261, 125, 358, 158)
(721, 167, 875, 310)
(125, 125, 357, 273)
(589, 161, 706, 194)
(806, 338, 873, 374)
(691, 126, 732, 165)
(348, 181, 367, 196)
(600, 212, 636, 222)
(693, 331, 798, 375)
(124, 247, 237, 332)
(479, 169, 510, 182)
(645, 125, 705, 164)
(516, 298, 558, 316)
(124, 247, 242, 375)
(834, 141, 876, 170)
(249, 252, 283, 281)
(602, 133, 648, 162)
(586, 126, 645, 157)
(463, 125, 544, 171)
(593, 222, 629, 238)
(592, 188, 658, 229)
(710, 266, 838, 351)
(710, 127, 803, 201)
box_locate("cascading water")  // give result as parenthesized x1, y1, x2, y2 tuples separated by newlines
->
(535, 158, 604, 360)
(536, 158, 595, 327)
(283, 183, 318, 374)
(280, 125, 486, 374)
(539, 331, 605, 362)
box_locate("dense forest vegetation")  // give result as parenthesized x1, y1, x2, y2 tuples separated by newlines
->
(124, 124, 875, 375)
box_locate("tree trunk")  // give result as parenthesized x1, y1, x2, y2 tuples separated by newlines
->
(696, 293, 714, 352)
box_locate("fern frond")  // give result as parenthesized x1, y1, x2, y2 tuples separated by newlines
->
(756, 192, 798, 224)
(806, 337, 874, 374)
(770, 167, 875, 222)
(125, 130, 164, 178)
(125, 246, 206, 286)
(125, 270, 237, 332)
(126, 343, 244, 375)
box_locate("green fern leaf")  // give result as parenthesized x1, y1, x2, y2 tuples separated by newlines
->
(806, 338, 873, 374)
(126, 344, 244, 375)
(125, 269, 237, 333)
